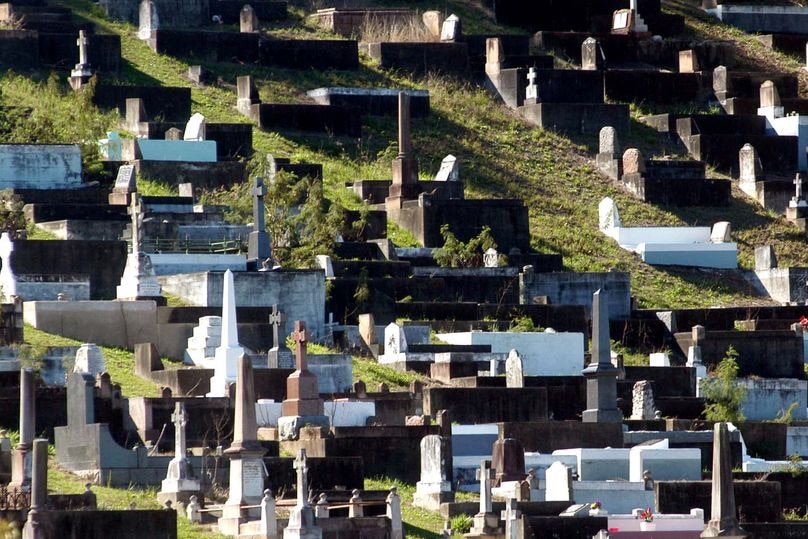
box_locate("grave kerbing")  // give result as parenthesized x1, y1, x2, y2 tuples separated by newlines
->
(581, 289, 622, 423)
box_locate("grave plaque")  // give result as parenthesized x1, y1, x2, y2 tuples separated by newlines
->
(243, 460, 264, 498)
(434, 154, 458, 181)
(612, 9, 630, 32)
(440, 14, 461, 42)
(114, 165, 137, 192)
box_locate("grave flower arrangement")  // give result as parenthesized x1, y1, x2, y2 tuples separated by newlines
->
(590, 501, 602, 510)
(638, 507, 654, 522)
(800, 316, 808, 330)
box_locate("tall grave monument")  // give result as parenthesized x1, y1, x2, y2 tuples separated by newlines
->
(701, 423, 747, 538)
(219, 355, 267, 535)
(158, 402, 201, 505)
(69, 30, 93, 91)
(10, 368, 34, 491)
(386, 92, 420, 210)
(581, 289, 622, 422)
(267, 305, 293, 369)
(278, 321, 329, 440)
(284, 449, 321, 539)
(208, 269, 244, 397)
(116, 194, 163, 302)
(248, 176, 272, 269)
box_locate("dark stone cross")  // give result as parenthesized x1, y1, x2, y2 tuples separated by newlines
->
(252, 177, 266, 233)
(292, 321, 308, 372)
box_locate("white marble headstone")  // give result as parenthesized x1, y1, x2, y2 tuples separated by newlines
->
(73, 343, 106, 376)
(184, 113, 206, 141)
(385, 322, 407, 355)
(598, 197, 621, 230)
(434, 154, 459, 182)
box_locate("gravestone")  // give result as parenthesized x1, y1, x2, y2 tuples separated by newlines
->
(525, 67, 538, 104)
(440, 14, 461, 42)
(492, 438, 526, 484)
(545, 461, 572, 502)
(630, 380, 657, 420)
(581, 37, 603, 70)
(600, 126, 618, 156)
(240, 5, 259, 33)
(387, 487, 403, 539)
(284, 449, 321, 539)
(502, 498, 521, 539)
(358, 313, 379, 357)
(267, 305, 293, 369)
(701, 423, 747, 538)
(679, 50, 700, 73)
(791, 173, 807, 208)
(470, 460, 502, 535)
(278, 321, 329, 440)
(69, 30, 92, 91)
(10, 369, 33, 492)
(237, 76, 261, 116)
(157, 402, 201, 505)
(137, 0, 158, 40)
(73, 344, 106, 377)
(755, 245, 777, 270)
(109, 164, 137, 205)
(434, 154, 459, 182)
(422, 11, 443, 38)
(413, 435, 453, 510)
(22, 438, 47, 537)
(165, 127, 183, 140)
(386, 92, 419, 209)
(207, 269, 244, 397)
(0, 233, 18, 300)
(485, 38, 503, 76)
(178, 182, 194, 198)
(183, 113, 206, 141)
(116, 195, 162, 301)
(623, 148, 646, 175)
(596, 126, 621, 180)
(711, 221, 731, 243)
(218, 355, 267, 535)
(384, 322, 407, 355)
(738, 143, 762, 189)
(248, 177, 272, 265)
(582, 290, 622, 422)
(598, 197, 621, 231)
(759, 80, 784, 119)
(612, 9, 633, 34)
(483, 248, 499, 268)
(314, 255, 334, 278)
(505, 349, 524, 388)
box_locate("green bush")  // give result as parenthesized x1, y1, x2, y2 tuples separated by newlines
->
(450, 514, 473, 534)
(434, 225, 497, 268)
(701, 346, 747, 423)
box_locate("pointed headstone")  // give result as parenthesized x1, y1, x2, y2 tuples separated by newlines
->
(208, 269, 244, 396)
(505, 349, 524, 388)
(701, 423, 747, 538)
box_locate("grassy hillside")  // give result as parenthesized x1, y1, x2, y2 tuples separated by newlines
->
(3, 0, 806, 312)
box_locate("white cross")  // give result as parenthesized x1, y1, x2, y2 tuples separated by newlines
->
(795, 173, 804, 200)
(77, 30, 90, 66)
(171, 402, 188, 458)
(293, 449, 309, 506)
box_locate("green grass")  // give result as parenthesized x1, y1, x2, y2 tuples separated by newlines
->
(352, 357, 430, 389)
(24, 325, 162, 397)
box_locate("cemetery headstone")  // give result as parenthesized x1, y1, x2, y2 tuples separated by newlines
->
(598, 197, 621, 230)
(240, 4, 259, 33)
(612, 9, 632, 34)
(183, 113, 206, 141)
(755, 245, 777, 270)
(284, 449, 322, 539)
(384, 322, 407, 355)
(434, 154, 459, 182)
(73, 344, 106, 377)
(623, 148, 646, 175)
(126, 98, 147, 130)
(581, 37, 603, 70)
(440, 14, 461, 42)
(582, 290, 622, 422)
(10, 369, 33, 492)
(738, 143, 762, 187)
(701, 423, 747, 538)
(492, 438, 526, 484)
(109, 164, 137, 205)
(69, 30, 93, 91)
(21, 438, 47, 537)
(267, 305, 293, 369)
(387, 487, 403, 539)
(116, 195, 162, 301)
(545, 461, 572, 502)
(759, 80, 784, 118)
(207, 269, 244, 396)
(483, 248, 499, 268)
(358, 313, 379, 357)
(137, 0, 159, 40)
(502, 498, 521, 539)
(315, 255, 334, 278)
(178, 182, 194, 198)
(158, 402, 201, 505)
(165, 127, 183, 140)
(525, 67, 538, 104)
(630, 380, 657, 420)
(505, 349, 524, 388)
(248, 177, 272, 265)
(413, 435, 454, 510)
(237, 76, 261, 116)
(0, 233, 18, 300)
(485, 38, 503, 76)
(387, 92, 419, 209)
(711, 221, 731, 243)
(422, 11, 443, 39)
(470, 460, 502, 535)
(679, 50, 700, 73)
(792, 173, 807, 208)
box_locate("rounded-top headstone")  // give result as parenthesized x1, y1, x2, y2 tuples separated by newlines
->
(622, 148, 646, 174)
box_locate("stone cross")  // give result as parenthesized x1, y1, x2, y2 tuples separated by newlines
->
(795, 173, 804, 201)
(476, 460, 495, 514)
(397, 92, 411, 158)
(292, 320, 308, 372)
(77, 30, 89, 66)
(0, 233, 17, 299)
(172, 402, 188, 459)
(294, 448, 309, 506)
(130, 194, 143, 253)
(525, 68, 538, 102)
(252, 177, 266, 233)
(269, 305, 285, 348)
(501, 498, 521, 539)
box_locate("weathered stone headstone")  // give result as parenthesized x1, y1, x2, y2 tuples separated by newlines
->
(581, 37, 603, 70)
(240, 4, 259, 33)
(284, 449, 322, 539)
(422, 11, 443, 38)
(598, 197, 621, 230)
(711, 221, 731, 243)
(545, 461, 572, 502)
(73, 344, 106, 377)
(792, 173, 807, 208)
(165, 127, 183, 140)
(755, 245, 777, 270)
(183, 113, 206, 141)
(582, 289, 622, 422)
(248, 176, 272, 264)
(434, 154, 459, 182)
(268, 305, 293, 369)
(0, 233, 18, 300)
(612, 9, 632, 33)
(126, 98, 147, 130)
(207, 269, 244, 396)
(760, 80, 781, 108)
(178, 182, 194, 198)
(505, 349, 524, 388)
(679, 50, 700, 73)
(738, 143, 762, 191)
(596, 126, 622, 180)
(413, 435, 453, 510)
(701, 423, 747, 538)
(492, 438, 526, 484)
(158, 402, 201, 505)
(278, 321, 329, 440)
(387, 487, 403, 539)
(630, 380, 657, 420)
(237, 76, 261, 116)
(137, 0, 159, 40)
(315, 255, 334, 278)
(482, 247, 498, 268)
(218, 355, 267, 536)
(622, 148, 646, 175)
(109, 164, 137, 205)
(440, 14, 461, 42)
(485, 38, 503, 76)
(384, 322, 407, 355)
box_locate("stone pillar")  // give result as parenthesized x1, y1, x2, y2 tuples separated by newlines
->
(208, 269, 244, 396)
(386, 92, 420, 209)
(260, 489, 278, 539)
(387, 487, 403, 539)
(22, 438, 47, 539)
(240, 5, 259, 33)
(10, 368, 34, 491)
(701, 423, 747, 538)
(485, 38, 503, 76)
(581, 290, 622, 422)
(348, 489, 363, 518)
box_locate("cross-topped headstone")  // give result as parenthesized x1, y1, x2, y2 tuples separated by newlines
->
(476, 460, 495, 514)
(501, 498, 521, 539)
(172, 402, 188, 459)
(294, 448, 309, 506)
(252, 177, 266, 231)
(77, 30, 89, 66)
(292, 320, 308, 372)
(795, 173, 805, 205)
(130, 194, 143, 254)
(525, 68, 538, 103)
(269, 305, 285, 347)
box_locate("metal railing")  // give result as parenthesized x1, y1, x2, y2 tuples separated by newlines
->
(128, 237, 246, 255)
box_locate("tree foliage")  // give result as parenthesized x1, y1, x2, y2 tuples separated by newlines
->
(433, 224, 497, 268)
(702, 345, 747, 423)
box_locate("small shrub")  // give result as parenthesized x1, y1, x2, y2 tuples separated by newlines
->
(773, 402, 799, 425)
(450, 514, 473, 535)
(434, 225, 497, 268)
(701, 346, 747, 423)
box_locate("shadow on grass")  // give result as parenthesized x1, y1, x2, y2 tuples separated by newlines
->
(403, 521, 442, 539)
